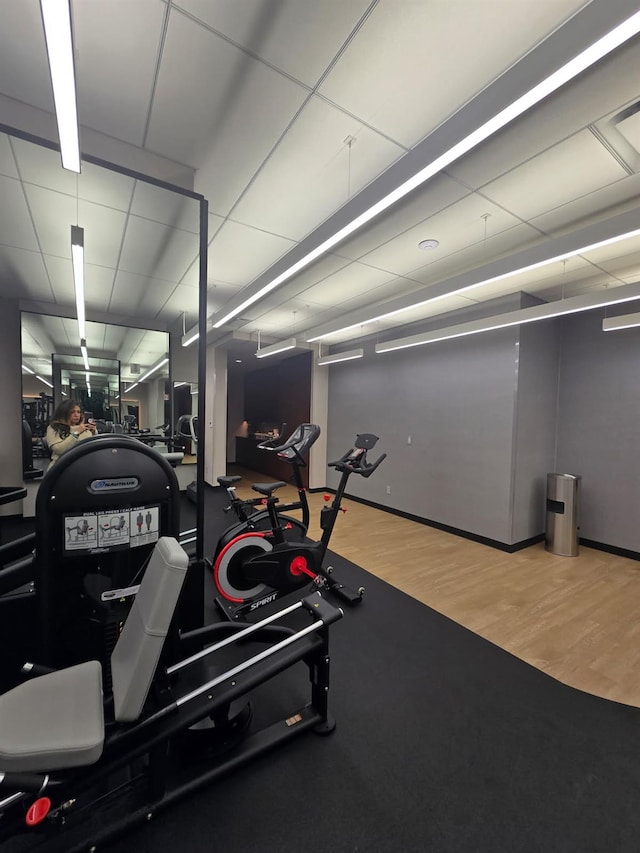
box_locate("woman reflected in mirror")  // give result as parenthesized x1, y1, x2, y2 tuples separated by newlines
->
(45, 400, 97, 468)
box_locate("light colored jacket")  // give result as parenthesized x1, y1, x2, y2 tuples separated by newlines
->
(46, 423, 93, 468)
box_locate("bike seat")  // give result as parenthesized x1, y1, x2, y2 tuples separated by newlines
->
(218, 475, 242, 487)
(252, 481, 287, 497)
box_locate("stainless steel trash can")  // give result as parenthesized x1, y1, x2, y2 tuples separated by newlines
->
(545, 473, 581, 556)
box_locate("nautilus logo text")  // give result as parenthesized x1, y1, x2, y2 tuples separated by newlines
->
(89, 478, 139, 493)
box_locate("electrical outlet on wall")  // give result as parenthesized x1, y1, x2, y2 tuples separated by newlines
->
(407, 435, 412, 445)
(386, 485, 391, 494)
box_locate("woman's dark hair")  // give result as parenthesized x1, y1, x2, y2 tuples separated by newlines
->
(49, 399, 81, 438)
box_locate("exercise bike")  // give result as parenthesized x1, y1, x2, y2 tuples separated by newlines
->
(213, 432, 386, 620)
(216, 422, 320, 548)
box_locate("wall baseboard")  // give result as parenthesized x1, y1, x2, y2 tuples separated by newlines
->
(579, 538, 640, 562)
(312, 488, 544, 553)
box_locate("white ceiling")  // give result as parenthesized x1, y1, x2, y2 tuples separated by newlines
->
(1, 0, 640, 383)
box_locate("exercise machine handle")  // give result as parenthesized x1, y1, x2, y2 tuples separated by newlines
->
(359, 452, 387, 478)
(328, 432, 386, 477)
(329, 451, 387, 477)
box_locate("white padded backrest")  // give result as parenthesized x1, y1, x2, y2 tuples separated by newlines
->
(111, 537, 189, 722)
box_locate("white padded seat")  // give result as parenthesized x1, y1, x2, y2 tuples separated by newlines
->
(0, 537, 188, 774)
(0, 660, 104, 772)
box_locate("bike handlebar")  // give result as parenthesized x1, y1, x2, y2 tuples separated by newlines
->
(328, 448, 387, 478)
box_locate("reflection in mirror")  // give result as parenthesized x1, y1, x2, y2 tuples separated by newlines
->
(3, 129, 206, 557)
(22, 313, 169, 449)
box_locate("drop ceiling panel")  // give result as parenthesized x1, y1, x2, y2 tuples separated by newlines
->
(480, 130, 628, 222)
(85, 265, 121, 314)
(119, 216, 197, 282)
(530, 171, 640, 235)
(12, 139, 80, 196)
(0, 176, 40, 252)
(41, 315, 76, 352)
(406, 223, 544, 288)
(77, 164, 135, 214)
(147, 11, 308, 176)
(232, 95, 405, 241)
(73, 0, 165, 147)
(108, 270, 177, 319)
(78, 202, 129, 270)
(123, 329, 168, 363)
(130, 181, 201, 233)
(359, 195, 528, 280)
(333, 173, 471, 262)
(179, 0, 373, 86)
(448, 39, 640, 190)
(0, 0, 51, 112)
(373, 294, 482, 331)
(0, 246, 51, 301)
(581, 232, 640, 266)
(616, 109, 640, 152)
(207, 281, 244, 317)
(289, 262, 399, 309)
(41, 255, 76, 308)
(20, 185, 75, 259)
(156, 282, 200, 322)
(0, 135, 19, 179)
(255, 253, 352, 303)
(319, 0, 588, 148)
(208, 220, 296, 286)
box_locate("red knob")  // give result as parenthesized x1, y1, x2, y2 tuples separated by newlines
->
(26, 797, 51, 826)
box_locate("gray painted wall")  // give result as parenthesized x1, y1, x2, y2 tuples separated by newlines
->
(327, 305, 640, 554)
(557, 310, 640, 552)
(511, 319, 561, 543)
(327, 327, 520, 543)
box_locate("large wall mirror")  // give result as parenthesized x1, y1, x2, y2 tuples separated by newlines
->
(2, 129, 206, 556)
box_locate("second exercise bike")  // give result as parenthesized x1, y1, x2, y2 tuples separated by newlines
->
(213, 432, 386, 619)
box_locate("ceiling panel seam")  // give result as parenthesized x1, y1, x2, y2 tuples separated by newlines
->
(141, 0, 173, 150)
(8, 135, 56, 304)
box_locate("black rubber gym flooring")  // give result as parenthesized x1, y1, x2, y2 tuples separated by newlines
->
(5, 485, 640, 852)
(102, 485, 640, 853)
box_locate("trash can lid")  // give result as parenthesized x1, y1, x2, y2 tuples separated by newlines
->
(548, 472, 581, 480)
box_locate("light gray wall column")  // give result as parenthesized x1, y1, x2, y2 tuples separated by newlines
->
(309, 355, 328, 490)
(204, 344, 227, 485)
(510, 320, 561, 543)
(0, 299, 25, 515)
(556, 310, 640, 552)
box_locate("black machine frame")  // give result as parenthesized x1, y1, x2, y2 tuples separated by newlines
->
(0, 590, 342, 853)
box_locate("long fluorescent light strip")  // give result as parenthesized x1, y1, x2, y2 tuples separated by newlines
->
(602, 311, 640, 331)
(22, 364, 35, 374)
(182, 326, 199, 347)
(71, 226, 85, 340)
(376, 284, 640, 353)
(318, 348, 364, 365)
(80, 342, 89, 371)
(36, 375, 54, 388)
(255, 338, 297, 359)
(124, 357, 169, 393)
(40, 0, 80, 173)
(308, 227, 640, 341)
(213, 11, 640, 330)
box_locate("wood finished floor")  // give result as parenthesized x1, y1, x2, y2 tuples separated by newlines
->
(228, 468, 640, 708)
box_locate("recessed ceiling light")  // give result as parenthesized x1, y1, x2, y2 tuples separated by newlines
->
(418, 239, 439, 250)
(235, 359, 242, 363)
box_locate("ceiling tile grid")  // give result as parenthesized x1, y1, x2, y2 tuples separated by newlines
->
(317, 0, 590, 148)
(177, 0, 374, 87)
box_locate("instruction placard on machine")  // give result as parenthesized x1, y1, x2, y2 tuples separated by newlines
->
(63, 504, 160, 552)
